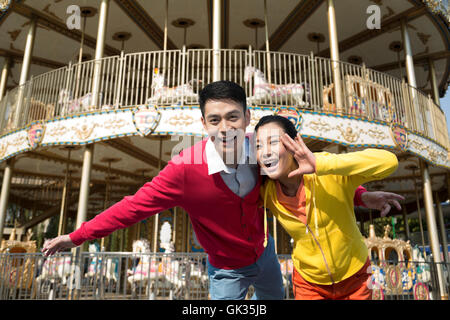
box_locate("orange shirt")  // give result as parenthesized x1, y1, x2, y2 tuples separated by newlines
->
(275, 180, 307, 224)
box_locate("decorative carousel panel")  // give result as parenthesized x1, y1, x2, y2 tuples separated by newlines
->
(156, 106, 205, 137)
(299, 112, 395, 148)
(41, 110, 137, 146)
(0, 130, 30, 160)
(407, 132, 449, 169)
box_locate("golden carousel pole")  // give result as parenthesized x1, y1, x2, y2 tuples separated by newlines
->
(420, 160, 448, 300)
(153, 137, 164, 253)
(100, 158, 120, 251)
(263, 0, 271, 84)
(57, 147, 75, 236)
(407, 164, 428, 256)
(70, 0, 110, 300)
(326, 0, 344, 114)
(435, 192, 449, 266)
(212, 0, 222, 82)
(401, 16, 447, 299)
(13, 17, 36, 127)
(0, 56, 11, 100)
(0, 159, 14, 241)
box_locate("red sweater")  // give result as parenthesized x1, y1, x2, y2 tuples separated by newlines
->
(70, 139, 265, 269)
(70, 139, 368, 269)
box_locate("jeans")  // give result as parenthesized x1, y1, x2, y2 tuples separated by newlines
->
(207, 236, 285, 300)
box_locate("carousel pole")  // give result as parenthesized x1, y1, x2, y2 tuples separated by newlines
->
(153, 137, 163, 252)
(212, 0, 222, 81)
(14, 17, 37, 127)
(73, 13, 88, 103)
(70, 0, 109, 300)
(402, 205, 411, 241)
(435, 192, 449, 266)
(163, 0, 168, 75)
(412, 168, 428, 256)
(420, 160, 447, 300)
(0, 159, 14, 241)
(401, 20, 417, 89)
(263, 0, 272, 85)
(326, 0, 344, 113)
(428, 59, 440, 107)
(0, 56, 11, 100)
(57, 147, 73, 236)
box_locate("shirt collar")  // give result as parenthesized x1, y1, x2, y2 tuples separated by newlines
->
(206, 134, 254, 175)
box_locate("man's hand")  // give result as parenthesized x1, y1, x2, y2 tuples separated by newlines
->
(41, 235, 76, 257)
(281, 133, 316, 178)
(361, 191, 405, 217)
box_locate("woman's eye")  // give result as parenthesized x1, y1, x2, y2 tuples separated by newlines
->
(271, 140, 279, 145)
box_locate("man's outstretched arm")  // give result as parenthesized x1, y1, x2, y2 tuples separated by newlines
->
(42, 155, 185, 256)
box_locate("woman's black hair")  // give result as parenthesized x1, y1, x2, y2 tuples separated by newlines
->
(254, 115, 298, 139)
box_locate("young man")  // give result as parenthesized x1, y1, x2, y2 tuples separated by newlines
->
(42, 81, 403, 300)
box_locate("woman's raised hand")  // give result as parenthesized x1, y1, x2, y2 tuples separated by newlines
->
(281, 133, 316, 178)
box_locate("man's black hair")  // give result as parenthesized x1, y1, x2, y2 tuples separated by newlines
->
(199, 81, 247, 116)
(254, 115, 298, 140)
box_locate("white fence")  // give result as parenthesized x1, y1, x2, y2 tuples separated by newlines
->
(0, 48, 448, 149)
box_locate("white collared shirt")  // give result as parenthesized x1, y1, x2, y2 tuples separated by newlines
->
(205, 136, 258, 198)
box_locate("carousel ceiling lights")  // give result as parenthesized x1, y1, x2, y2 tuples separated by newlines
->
(243, 18, 265, 48)
(307, 32, 326, 55)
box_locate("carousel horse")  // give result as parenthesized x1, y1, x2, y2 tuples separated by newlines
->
(244, 66, 310, 107)
(85, 242, 119, 286)
(127, 239, 170, 298)
(147, 68, 201, 104)
(35, 241, 73, 298)
(412, 246, 431, 283)
(58, 89, 114, 116)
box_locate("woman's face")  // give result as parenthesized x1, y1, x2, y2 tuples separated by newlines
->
(255, 122, 296, 180)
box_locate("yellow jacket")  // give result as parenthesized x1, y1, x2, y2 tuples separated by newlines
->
(261, 149, 398, 285)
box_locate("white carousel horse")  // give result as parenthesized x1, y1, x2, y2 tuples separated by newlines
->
(127, 239, 171, 298)
(412, 246, 431, 283)
(147, 68, 201, 104)
(244, 66, 310, 107)
(85, 242, 119, 285)
(58, 89, 114, 116)
(36, 240, 73, 286)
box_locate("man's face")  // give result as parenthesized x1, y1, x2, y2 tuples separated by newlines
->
(201, 99, 250, 166)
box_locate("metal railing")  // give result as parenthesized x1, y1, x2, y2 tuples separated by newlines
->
(0, 48, 448, 150)
(0, 252, 449, 300)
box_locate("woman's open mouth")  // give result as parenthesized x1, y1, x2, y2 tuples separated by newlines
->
(262, 158, 279, 173)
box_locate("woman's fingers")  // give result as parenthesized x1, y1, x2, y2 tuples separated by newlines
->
(280, 134, 298, 155)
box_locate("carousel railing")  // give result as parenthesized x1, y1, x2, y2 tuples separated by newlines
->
(0, 252, 449, 300)
(0, 48, 448, 150)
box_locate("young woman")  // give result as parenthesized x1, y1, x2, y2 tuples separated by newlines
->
(254, 115, 399, 300)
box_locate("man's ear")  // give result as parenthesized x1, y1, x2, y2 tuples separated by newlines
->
(245, 109, 251, 127)
(201, 116, 207, 132)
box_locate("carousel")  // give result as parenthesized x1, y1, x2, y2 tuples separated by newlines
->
(0, 0, 448, 300)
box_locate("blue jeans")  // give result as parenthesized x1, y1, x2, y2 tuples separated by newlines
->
(207, 236, 285, 300)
